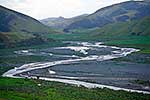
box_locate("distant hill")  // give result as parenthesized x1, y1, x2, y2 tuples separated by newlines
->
(82, 16, 150, 38)
(0, 5, 56, 48)
(40, 14, 88, 29)
(64, 0, 150, 31)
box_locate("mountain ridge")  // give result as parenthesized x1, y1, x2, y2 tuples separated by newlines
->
(40, 14, 88, 29)
(64, 0, 150, 31)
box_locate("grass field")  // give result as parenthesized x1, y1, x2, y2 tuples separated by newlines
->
(0, 77, 150, 100)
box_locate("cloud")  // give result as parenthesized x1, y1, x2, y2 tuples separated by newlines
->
(0, 0, 129, 19)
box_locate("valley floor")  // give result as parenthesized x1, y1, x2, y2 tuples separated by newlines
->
(0, 36, 150, 99)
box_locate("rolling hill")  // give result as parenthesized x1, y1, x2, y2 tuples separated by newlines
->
(0, 5, 56, 48)
(64, 0, 150, 31)
(81, 16, 150, 37)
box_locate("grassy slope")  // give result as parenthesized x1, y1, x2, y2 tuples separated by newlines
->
(64, 1, 150, 31)
(0, 32, 35, 43)
(0, 5, 58, 48)
(0, 32, 47, 48)
(0, 77, 150, 100)
(0, 5, 54, 33)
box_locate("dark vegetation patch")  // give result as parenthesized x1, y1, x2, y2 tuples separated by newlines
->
(132, 80, 150, 87)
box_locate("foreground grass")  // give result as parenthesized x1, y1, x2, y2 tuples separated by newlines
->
(0, 77, 150, 100)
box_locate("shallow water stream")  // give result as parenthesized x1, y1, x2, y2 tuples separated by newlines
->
(3, 41, 150, 93)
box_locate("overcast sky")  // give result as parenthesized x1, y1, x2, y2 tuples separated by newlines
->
(0, 0, 131, 19)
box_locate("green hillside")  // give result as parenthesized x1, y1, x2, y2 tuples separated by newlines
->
(0, 5, 57, 48)
(0, 5, 54, 33)
(64, 0, 150, 31)
(47, 16, 150, 39)
(88, 16, 150, 38)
